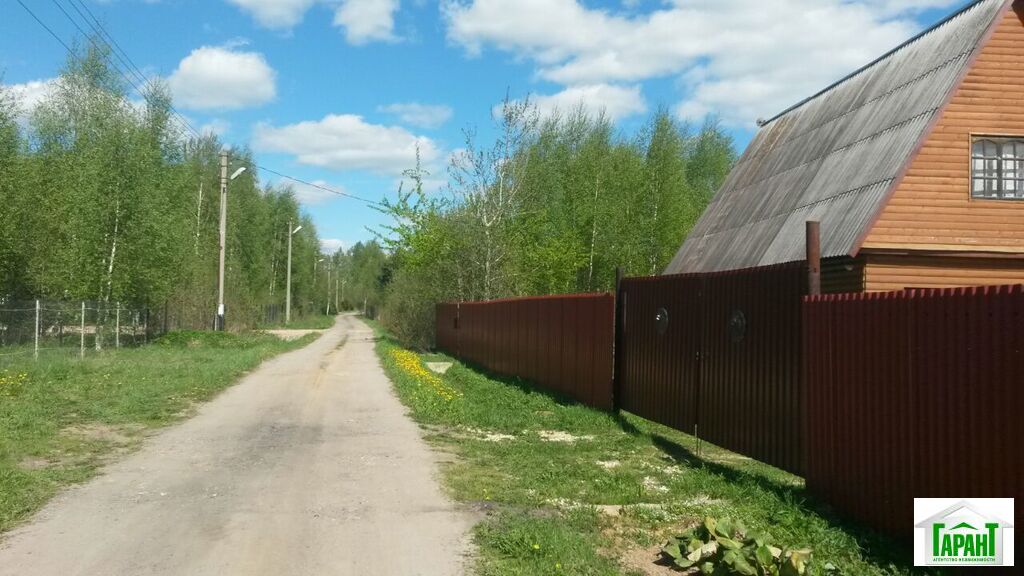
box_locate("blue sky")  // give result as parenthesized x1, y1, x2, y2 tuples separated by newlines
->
(2, 0, 973, 252)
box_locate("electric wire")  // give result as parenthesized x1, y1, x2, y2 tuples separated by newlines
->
(255, 165, 381, 205)
(46, 0, 201, 140)
(15, 0, 383, 207)
(64, 0, 204, 140)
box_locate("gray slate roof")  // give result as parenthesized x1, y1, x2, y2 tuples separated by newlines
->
(665, 0, 1010, 274)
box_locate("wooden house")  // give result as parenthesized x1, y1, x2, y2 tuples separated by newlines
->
(667, 0, 1024, 292)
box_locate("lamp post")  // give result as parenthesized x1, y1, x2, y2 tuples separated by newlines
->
(285, 221, 303, 324)
(314, 257, 325, 314)
(215, 153, 246, 331)
(325, 263, 331, 315)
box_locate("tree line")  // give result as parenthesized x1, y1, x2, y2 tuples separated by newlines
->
(348, 99, 736, 347)
(1, 41, 735, 344)
(0, 43, 330, 329)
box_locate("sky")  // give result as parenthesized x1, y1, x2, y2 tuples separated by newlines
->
(2, 0, 975, 253)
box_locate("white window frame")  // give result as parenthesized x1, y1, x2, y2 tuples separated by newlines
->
(971, 136, 1024, 200)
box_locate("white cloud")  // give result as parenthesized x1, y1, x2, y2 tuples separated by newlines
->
(333, 0, 400, 44)
(522, 84, 647, 121)
(444, 0, 958, 127)
(226, 0, 317, 29)
(168, 46, 276, 111)
(253, 113, 440, 175)
(378, 102, 453, 128)
(200, 118, 231, 137)
(5, 78, 56, 120)
(288, 179, 348, 204)
(320, 238, 348, 254)
(225, 0, 405, 41)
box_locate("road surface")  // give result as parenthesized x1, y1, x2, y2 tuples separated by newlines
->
(0, 315, 473, 575)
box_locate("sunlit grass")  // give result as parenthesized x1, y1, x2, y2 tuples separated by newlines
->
(373, 326, 933, 576)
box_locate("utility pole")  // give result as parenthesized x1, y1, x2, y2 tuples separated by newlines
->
(286, 221, 303, 324)
(286, 219, 293, 325)
(216, 150, 228, 330)
(325, 263, 331, 315)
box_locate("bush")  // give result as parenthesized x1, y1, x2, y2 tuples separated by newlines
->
(662, 517, 839, 575)
(153, 330, 266, 349)
(381, 269, 437, 350)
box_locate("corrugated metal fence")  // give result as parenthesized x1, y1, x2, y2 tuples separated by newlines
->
(436, 272, 1022, 540)
(804, 284, 1023, 537)
(618, 264, 807, 474)
(435, 294, 615, 409)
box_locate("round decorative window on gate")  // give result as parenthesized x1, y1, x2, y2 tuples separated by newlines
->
(729, 309, 747, 343)
(655, 307, 669, 335)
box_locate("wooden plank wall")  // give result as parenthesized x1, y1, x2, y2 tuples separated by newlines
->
(864, 4, 1024, 253)
(864, 253, 1024, 291)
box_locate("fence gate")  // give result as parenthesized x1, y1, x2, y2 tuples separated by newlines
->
(616, 264, 807, 474)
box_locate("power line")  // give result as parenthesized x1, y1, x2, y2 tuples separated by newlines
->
(15, 0, 74, 54)
(256, 165, 381, 206)
(17, 0, 383, 207)
(45, 0, 201, 140)
(64, 0, 204, 140)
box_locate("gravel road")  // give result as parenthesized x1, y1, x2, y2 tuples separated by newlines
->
(0, 315, 474, 575)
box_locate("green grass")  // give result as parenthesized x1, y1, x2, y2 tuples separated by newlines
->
(372, 329, 941, 576)
(0, 330, 318, 533)
(257, 314, 337, 330)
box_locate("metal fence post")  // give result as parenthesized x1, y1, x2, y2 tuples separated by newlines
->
(34, 299, 40, 360)
(80, 301, 85, 359)
(612, 267, 624, 411)
(806, 220, 822, 296)
(115, 302, 120, 348)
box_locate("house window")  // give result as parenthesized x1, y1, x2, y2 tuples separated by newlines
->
(971, 137, 1024, 200)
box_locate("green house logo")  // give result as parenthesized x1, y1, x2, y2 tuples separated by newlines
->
(916, 501, 1013, 566)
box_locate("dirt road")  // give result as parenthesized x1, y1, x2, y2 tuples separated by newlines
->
(0, 315, 473, 575)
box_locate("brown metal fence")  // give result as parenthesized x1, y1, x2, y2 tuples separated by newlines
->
(804, 284, 1024, 538)
(618, 263, 807, 474)
(435, 269, 1022, 539)
(435, 294, 615, 409)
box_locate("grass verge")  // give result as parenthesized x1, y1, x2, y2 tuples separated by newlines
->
(0, 330, 318, 533)
(257, 314, 337, 330)
(372, 328, 936, 576)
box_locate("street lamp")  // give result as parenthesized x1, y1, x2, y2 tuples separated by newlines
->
(285, 222, 303, 324)
(216, 155, 248, 331)
(325, 260, 332, 316)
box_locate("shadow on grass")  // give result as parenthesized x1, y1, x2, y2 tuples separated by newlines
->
(643, 431, 924, 573)
(417, 344, 939, 574)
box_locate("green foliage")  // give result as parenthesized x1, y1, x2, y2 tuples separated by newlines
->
(662, 517, 839, 576)
(372, 102, 737, 348)
(0, 39, 328, 328)
(154, 330, 266, 349)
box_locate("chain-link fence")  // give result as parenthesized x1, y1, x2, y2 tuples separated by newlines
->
(1, 297, 333, 361)
(0, 300, 165, 360)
